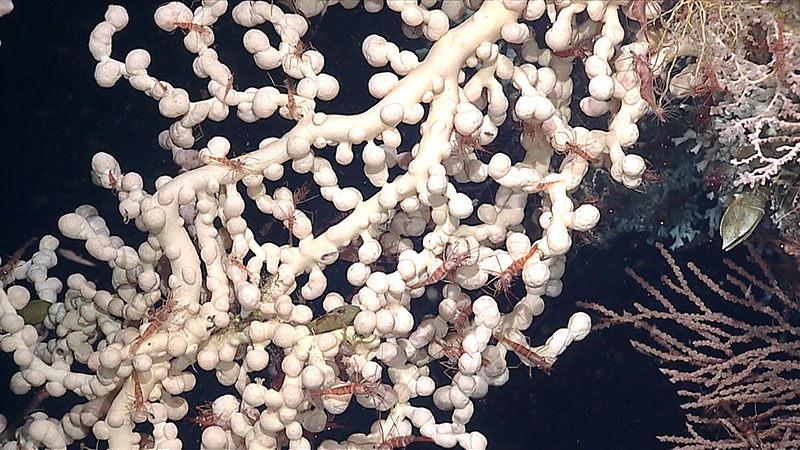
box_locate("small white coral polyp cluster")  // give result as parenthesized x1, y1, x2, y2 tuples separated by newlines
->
(0, 1, 660, 449)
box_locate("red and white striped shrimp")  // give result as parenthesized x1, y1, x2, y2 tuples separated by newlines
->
(187, 401, 217, 429)
(205, 154, 252, 175)
(283, 77, 305, 120)
(228, 255, 256, 281)
(409, 241, 475, 290)
(276, 182, 313, 246)
(630, 53, 666, 123)
(498, 334, 551, 375)
(130, 371, 149, 422)
(551, 23, 601, 60)
(552, 132, 601, 165)
(377, 435, 434, 450)
(434, 334, 465, 378)
(171, 21, 212, 40)
(628, 0, 651, 42)
(452, 302, 473, 335)
(129, 296, 178, 353)
(526, 179, 563, 194)
(289, 37, 313, 68)
(492, 243, 539, 297)
(308, 380, 379, 399)
(454, 133, 493, 158)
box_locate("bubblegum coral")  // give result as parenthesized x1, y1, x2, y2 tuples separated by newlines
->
(0, 1, 675, 449)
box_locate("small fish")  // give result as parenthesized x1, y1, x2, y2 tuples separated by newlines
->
(57, 249, 97, 267)
(19, 299, 51, 324)
(720, 186, 768, 251)
(307, 305, 361, 335)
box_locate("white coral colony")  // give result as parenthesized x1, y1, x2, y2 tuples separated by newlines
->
(2, 0, 706, 448)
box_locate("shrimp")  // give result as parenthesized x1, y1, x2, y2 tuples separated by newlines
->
(187, 401, 217, 429)
(155, 81, 169, 96)
(287, 24, 322, 71)
(551, 131, 600, 164)
(312, 355, 396, 413)
(631, 53, 666, 123)
(639, 165, 662, 190)
(293, 182, 310, 205)
(552, 38, 593, 59)
(222, 74, 234, 102)
(205, 154, 252, 174)
(129, 296, 179, 353)
(292, 38, 309, 64)
(525, 179, 563, 194)
(434, 335, 465, 378)
(492, 243, 539, 297)
(377, 435, 434, 450)
(779, 233, 800, 257)
(310, 377, 393, 421)
(308, 380, 379, 399)
(277, 182, 313, 245)
(454, 133, 492, 158)
(551, 23, 601, 60)
(0, 237, 36, 282)
(228, 255, 256, 281)
(517, 119, 541, 140)
(130, 371, 149, 422)
(717, 402, 764, 449)
(690, 61, 723, 99)
(283, 77, 304, 120)
(172, 21, 212, 40)
(452, 302, 473, 335)
(630, 0, 648, 38)
(107, 170, 121, 192)
(408, 241, 475, 290)
(498, 334, 551, 375)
